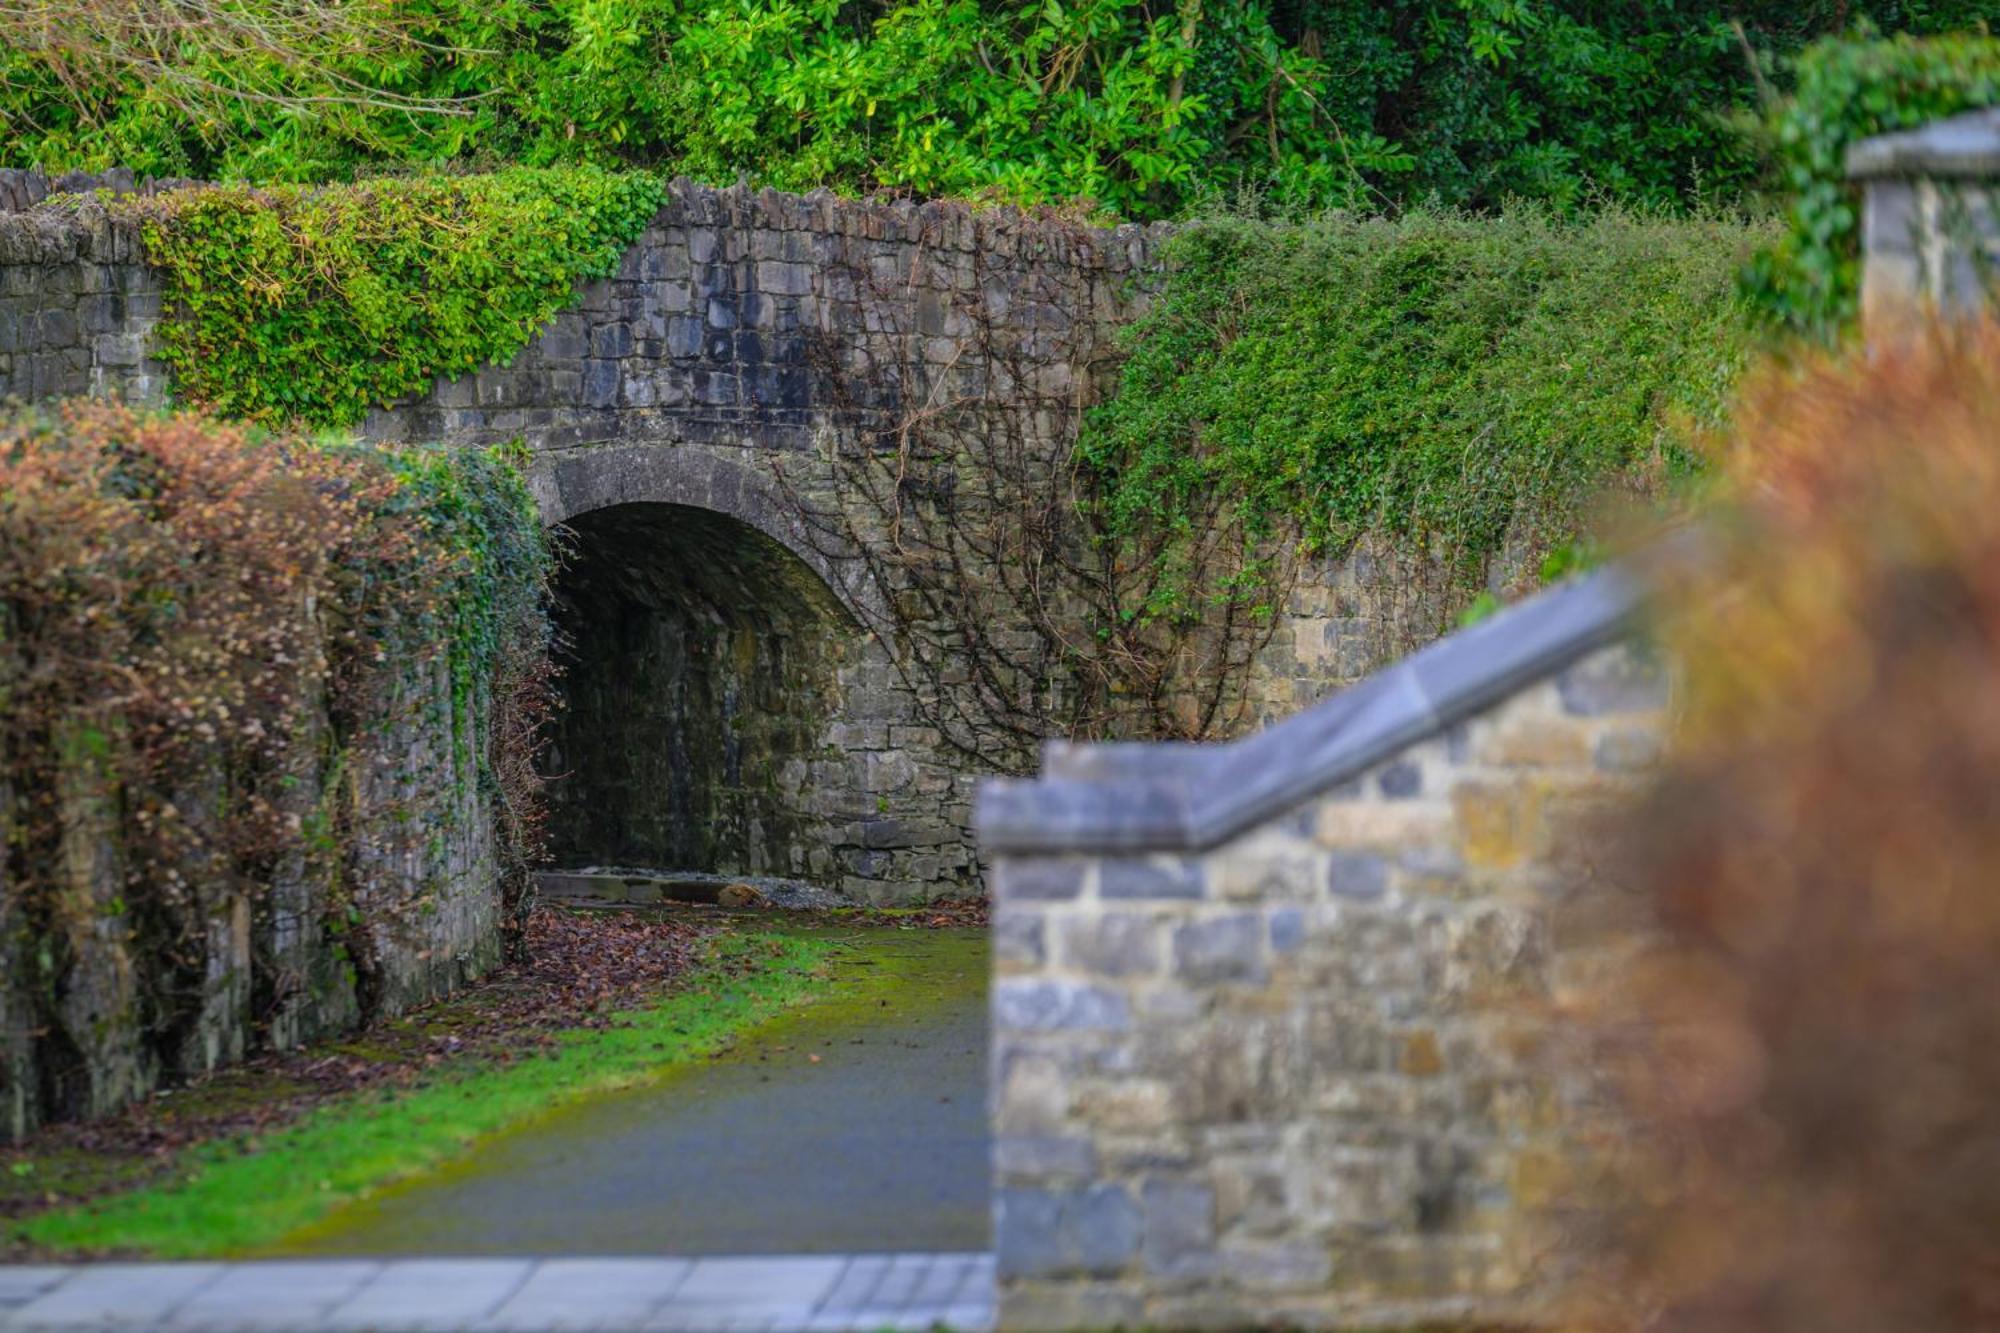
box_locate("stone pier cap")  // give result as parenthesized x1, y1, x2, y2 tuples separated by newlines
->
(975, 563, 1647, 855)
(1848, 106, 2000, 180)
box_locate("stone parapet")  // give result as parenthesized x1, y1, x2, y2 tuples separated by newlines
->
(979, 568, 1670, 1328)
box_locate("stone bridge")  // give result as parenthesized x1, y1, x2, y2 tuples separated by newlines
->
(2, 178, 1403, 904)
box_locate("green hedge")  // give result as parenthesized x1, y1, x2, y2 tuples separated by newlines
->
(1745, 30, 2000, 341)
(126, 166, 664, 428)
(1078, 207, 1770, 619)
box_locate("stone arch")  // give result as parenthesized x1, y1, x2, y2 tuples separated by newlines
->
(540, 490, 861, 881)
(530, 443, 878, 628)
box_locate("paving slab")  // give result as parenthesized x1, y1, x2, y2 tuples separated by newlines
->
(0, 1256, 993, 1331)
(487, 1258, 693, 1330)
(0, 1270, 68, 1312)
(164, 1260, 382, 1328)
(320, 1258, 535, 1330)
(6, 1262, 225, 1327)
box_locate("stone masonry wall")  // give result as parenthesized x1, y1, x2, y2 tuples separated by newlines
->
(1, 176, 1467, 904)
(1, 631, 507, 1144)
(982, 608, 1669, 1328)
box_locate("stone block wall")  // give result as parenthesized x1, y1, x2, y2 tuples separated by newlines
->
(0, 176, 1486, 904)
(978, 570, 1668, 1328)
(0, 641, 507, 1144)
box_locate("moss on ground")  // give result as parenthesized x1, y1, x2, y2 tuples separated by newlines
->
(8, 929, 841, 1258)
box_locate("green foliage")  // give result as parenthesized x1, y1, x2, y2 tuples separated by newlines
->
(2, 0, 1991, 218)
(125, 166, 664, 427)
(1743, 29, 2000, 341)
(13, 931, 834, 1258)
(1078, 207, 1767, 621)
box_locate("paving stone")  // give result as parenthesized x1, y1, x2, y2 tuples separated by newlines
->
(487, 1258, 693, 1330)
(7, 1262, 226, 1327)
(165, 1262, 382, 1328)
(322, 1259, 535, 1329)
(0, 1269, 68, 1311)
(651, 1255, 846, 1325)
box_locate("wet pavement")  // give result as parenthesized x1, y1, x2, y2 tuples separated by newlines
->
(274, 927, 991, 1258)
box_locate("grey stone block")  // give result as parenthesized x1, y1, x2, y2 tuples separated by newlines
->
(1269, 907, 1306, 953)
(992, 859, 1084, 901)
(996, 1185, 1140, 1278)
(996, 1134, 1097, 1177)
(1060, 913, 1160, 978)
(1101, 858, 1203, 900)
(994, 912, 1045, 965)
(1142, 1180, 1218, 1279)
(1558, 646, 1667, 716)
(994, 978, 1131, 1032)
(1173, 914, 1266, 986)
(1327, 850, 1389, 900)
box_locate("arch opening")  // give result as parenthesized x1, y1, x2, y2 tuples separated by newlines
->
(542, 502, 852, 880)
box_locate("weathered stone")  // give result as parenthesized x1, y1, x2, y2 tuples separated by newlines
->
(996, 1186, 1141, 1279)
(1142, 1180, 1218, 1280)
(1326, 850, 1389, 900)
(994, 912, 1046, 966)
(1060, 914, 1161, 978)
(993, 860, 1085, 901)
(1173, 914, 1267, 986)
(994, 979, 1131, 1032)
(997, 1134, 1097, 1177)
(1557, 645, 1667, 716)
(1101, 858, 1204, 900)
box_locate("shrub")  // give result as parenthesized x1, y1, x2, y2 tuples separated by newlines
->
(1743, 29, 2000, 341)
(1076, 206, 1768, 629)
(1572, 322, 2000, 1332)
(122, 166, 665, 428)
(0, 403, 550, 1103)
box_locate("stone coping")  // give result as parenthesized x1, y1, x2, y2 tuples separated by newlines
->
(1848, 106, 2000, 180)
(974, 564, 1645, 855)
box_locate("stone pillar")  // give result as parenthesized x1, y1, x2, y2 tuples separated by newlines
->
(1849, 107, 2000, 325)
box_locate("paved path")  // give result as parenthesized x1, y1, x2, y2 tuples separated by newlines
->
(282, 929, 990, 1257)
(0, 1253, 994, 1330)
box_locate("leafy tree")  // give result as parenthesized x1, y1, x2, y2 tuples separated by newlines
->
(3, 0, 1991, 216)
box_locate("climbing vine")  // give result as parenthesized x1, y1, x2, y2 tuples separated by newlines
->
(1077, 206, 1769, 630)
(0, 402, 551, 1108)
(121, 166, 665, 427)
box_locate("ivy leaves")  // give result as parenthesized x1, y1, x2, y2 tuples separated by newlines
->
(1076, 208, 1768, 626)
(128, 167, 665, 428)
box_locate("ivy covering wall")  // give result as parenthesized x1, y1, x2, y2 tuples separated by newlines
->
(124, 166, 665, 427)
(1078, 207, 1770, 623)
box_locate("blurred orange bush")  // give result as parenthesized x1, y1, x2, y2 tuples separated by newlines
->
(1572, 322, 2000, 1333)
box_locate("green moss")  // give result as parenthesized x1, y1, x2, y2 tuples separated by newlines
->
(11, 931, 839, 1259)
